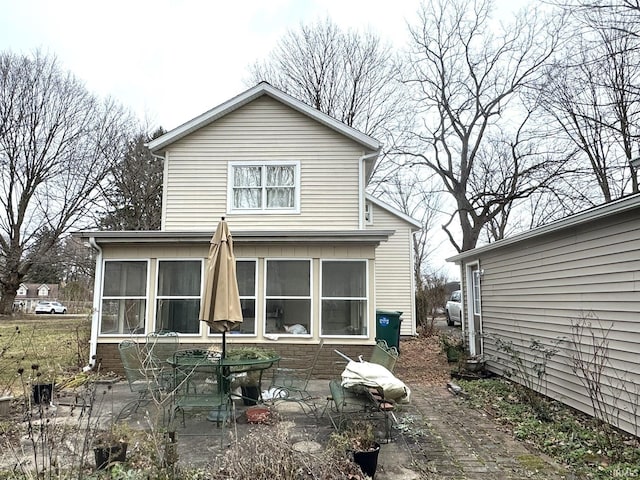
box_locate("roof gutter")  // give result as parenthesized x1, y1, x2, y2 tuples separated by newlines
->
(447, 193, 640, 263)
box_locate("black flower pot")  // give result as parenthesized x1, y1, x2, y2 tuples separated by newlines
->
(353, 442, 380, 479)
(94, 443, 128, 470)
(32, 383, 54, 404)
(241, 386, 260, 406)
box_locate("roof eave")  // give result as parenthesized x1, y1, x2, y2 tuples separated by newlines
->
(74, 229, 395, 246)
(447, 193, 640, 263)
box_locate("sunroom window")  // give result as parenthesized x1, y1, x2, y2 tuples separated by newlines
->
(321, 260, 368, 336)
(101, 261, 147, 335)
(265, 259, 311, 335)
(208, 259, 257, 335)
(156, 260, 202, 334)
(229, 162, 299, 213)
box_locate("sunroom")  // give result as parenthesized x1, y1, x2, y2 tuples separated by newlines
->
(78, 229, 393, 372)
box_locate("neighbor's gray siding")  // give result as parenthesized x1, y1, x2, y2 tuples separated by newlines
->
(468, 208, 640, 435)
(162, 96, 364, 232)
(368, 203, 416, 337)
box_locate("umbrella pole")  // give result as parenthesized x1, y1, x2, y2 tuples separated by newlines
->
(208, 330, 230, 424)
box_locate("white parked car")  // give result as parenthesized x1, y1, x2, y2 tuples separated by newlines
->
(445, 290, 462, 326)
(34, 301, 67, 314)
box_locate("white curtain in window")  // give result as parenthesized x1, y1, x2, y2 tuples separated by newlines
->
(266, 166, 294, 208)
(234, 166, 262, 208)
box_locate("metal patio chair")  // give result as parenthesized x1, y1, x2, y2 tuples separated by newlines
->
(117, 339, 169, 421)
(268, 339, 324, 417)
(169, 349, 232, 446)
(145, 330, 180, 370)
(327, 340, 400, 441)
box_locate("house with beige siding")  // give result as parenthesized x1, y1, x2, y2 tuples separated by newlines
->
(447, 193, 640, 435)
(77, 83, 420, 376)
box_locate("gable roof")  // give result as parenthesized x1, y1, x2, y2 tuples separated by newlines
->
(148, 82, 382, 155)
(448, 193, 640, 262)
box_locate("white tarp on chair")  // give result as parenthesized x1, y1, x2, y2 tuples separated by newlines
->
(341, 360, 411, 403)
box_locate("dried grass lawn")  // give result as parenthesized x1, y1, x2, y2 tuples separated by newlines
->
(0, 315, 91, 395)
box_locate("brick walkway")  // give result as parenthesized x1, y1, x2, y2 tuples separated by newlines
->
(387, 385, 572, 480)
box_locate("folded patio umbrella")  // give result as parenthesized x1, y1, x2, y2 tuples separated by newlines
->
(200, 218, 243, 359)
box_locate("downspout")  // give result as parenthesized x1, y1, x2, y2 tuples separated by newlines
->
(151, 152, 167, 231)
(87, 237, 103, 369)
(359, 150, 381, 341)
(359, 152, 380, 229)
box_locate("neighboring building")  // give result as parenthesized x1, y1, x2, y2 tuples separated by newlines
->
(77, 83, 420, 376)
(14, 283, 60, 312)
(447, 193, 640, 435)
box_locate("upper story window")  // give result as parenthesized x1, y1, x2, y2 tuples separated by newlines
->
(228, 161, 300, 214)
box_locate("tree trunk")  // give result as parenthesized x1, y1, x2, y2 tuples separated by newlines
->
(0, 284, 19, 315)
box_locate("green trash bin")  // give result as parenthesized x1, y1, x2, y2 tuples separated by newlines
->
(375, 310, 403, 353)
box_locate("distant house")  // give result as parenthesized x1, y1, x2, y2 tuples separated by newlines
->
(77, 83, 420, 375)
(14, 283, 60, 312)
(447, 193, 640, 436)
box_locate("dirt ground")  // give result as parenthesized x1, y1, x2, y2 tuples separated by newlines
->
(394, 326, 457, 387)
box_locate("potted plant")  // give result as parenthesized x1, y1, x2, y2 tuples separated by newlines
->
(226, 347, 277, 405)
(0, 390, 13, 417)
(464, 354, 486, 373)
(29, 363, 56, 405)
(93, 422, 130, 470)
(329, 420, 381, 478)
(440, 334, 464, 363)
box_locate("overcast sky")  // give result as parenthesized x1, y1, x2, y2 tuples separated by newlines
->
(0, 0, 529, 278)
(0, 0, 428, 129)
(0, 0, 528, 130)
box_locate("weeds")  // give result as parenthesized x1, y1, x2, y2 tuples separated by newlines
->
(459, 377, 640, 480)
(491, 334, 560, 420)
(567, 313, 640, 461)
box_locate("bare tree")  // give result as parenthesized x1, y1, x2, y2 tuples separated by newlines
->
(544, 2, 640, 200)
(248, 17, 410, 191)
(397, 0, 566, 252)
(0, 51, 133, 314)
(372, 169, 443, 283)
(98, 128, 165, 231)
(248, 18, 405, 141)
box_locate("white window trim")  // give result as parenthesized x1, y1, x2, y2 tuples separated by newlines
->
(208, 258, 258, 337)
(472, 269, 481, 316)
(154, 258, 204, 337)
(227, 161, 301, 215)
(263, 258, 313, 337)
(319, 259, 369, 339)
(100, 259, 150, 337)
(364, 201, 373, 225)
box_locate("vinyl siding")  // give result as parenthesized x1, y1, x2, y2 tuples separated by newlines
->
(162, 96, 364, 231)
(368, 203, 416, 337)
(459, 208, 640, 436)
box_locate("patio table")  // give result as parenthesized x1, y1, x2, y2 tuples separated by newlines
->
(167, 352, 280, 417)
